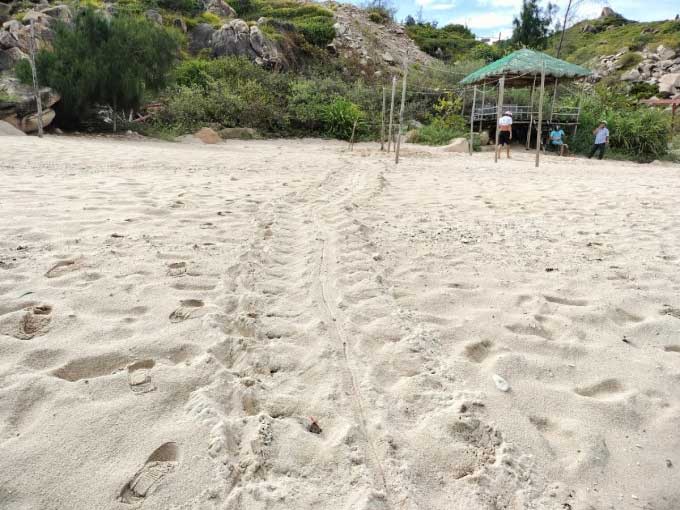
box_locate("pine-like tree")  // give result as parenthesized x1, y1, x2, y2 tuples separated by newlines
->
(511, 0, 557, 49)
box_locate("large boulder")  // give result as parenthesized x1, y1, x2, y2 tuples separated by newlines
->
(657, 45, 676, 61)
(194, 127, 221, 144)
(39, 4, 73, 23)
(0, 30, 18, 49)
(0, 119, 26, 136)
(189, 23, 215, 54)
(248, 25, 279, 66)
(6, 108, 56, 133)
(212, 19, 253, 58)
(621, 68, 640, 81)
(659, 73, 680, 94)
(0, 47, 26, 71)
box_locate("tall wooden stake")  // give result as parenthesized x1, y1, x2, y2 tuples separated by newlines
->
(387, 76, 397, 153)
(526, 74, 537, 150)
(494, 75, 505, 164)
(349, 119, 357, 151)
(380, 86, 386, 151)
(479, 83, 486, 132)
(469, 85, 477, 156)
(535, 62, 546, 168)
(573, 81, 585, 138)
(29, 19, 44, 138)
(395, 56, 408, 164)
(549, 79, 559, 123)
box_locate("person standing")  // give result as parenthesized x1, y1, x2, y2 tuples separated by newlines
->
(588, 121, 609, 160)
(496, 111, 513, 159)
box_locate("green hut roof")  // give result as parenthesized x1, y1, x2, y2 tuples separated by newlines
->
(460, 49, 592, 86)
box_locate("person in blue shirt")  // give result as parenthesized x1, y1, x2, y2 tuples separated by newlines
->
(588, 121, 609, 160)
(549, 125, 568, 156)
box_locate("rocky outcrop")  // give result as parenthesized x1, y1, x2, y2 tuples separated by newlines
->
(592, 45, 680, 96)
(194, 127, 221, 144)
(329, 3, 432, 74)
(188, 19, 281, 68)
(0, 119, 26, 135)
(0, 4, 73, 70)
(0, 76, 60, 133)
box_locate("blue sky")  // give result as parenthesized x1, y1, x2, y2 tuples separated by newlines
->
(350, 0, 680, 39)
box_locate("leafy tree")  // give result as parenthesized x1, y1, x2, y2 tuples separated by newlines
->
(404, 15, 416, 26)
(18, 8, 180, 128)
(511, 0, 557, 49)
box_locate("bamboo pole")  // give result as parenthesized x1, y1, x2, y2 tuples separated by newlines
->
(380, 86, 386, 151)
(535, 61, 546, 168)
(526, 74, 537, 150)
(469, 85, 477, 156)
(28, 19, 44, 138)
(387, 76, 397, 153)
(494, 76, 505, 164)
(479, 83, 486, 133)
(395, 57, 408, 165)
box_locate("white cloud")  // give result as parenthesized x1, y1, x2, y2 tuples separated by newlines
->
(449, 11, 514, 29)
(429, 2, 457, 10)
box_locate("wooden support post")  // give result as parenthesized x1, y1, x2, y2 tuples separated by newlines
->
(469, 85, 477, 156)
(526, 74, 537, 150)
(549, 78, 559, 123)
(535, 61, 546, 168)
(573, 81, 585, 138)
(395, 57, 408, 164)
(460, 87, 466, 116)
(28, 19, 44, 138)
(387, 76, 397, 153)
(479, 83, 486, 133)
(380, 86, 386, 151)
(349, 119, 357, 151)
(494, 76, 505, 164)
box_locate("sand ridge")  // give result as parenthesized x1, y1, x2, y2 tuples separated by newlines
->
(0, 135, 679, 509)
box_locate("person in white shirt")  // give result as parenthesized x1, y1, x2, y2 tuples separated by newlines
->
(497, 111, 513, 159)
(588, 121, 610, 160)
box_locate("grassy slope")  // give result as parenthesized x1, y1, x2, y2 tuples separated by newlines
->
(549, 16, 680, 65)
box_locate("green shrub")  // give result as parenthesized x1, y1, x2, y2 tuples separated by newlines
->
(19, 8, 180, 128)
(411, 117, 465, 145)
(293, 16, 335, 47)
(618, 52, 642, 70)
(322, 98, 364, 140)
(567, 85, 671, 161)
(367, 7, 391, 24)
(156, 0, 201, 14)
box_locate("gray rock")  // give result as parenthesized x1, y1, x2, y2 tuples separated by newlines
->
(659, 73, 680, 94)
(0, 119, 26, 136)
(22, 10, 53, 25)
(39, 4, 73, 23)
(211, 19, 253, 58)
(657, 59, 675, 70)
(621, 69, 640, 81)
(0, 47, 26, 70)
(145, 9, 162, 25)
(189, 23, 214, 54)
(382, 52, 394, 63)
(0, 29, 18, 50)
(2, 20, 21, 32)
(333, 22, 347, 36)
(657, 45, 676, 61)
(0, 3, 11, 18)
(204, 0, 236, 18)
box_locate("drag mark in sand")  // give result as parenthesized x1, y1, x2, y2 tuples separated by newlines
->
(315, 226, 391, 505)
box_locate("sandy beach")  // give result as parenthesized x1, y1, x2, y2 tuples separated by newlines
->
(1, 135, 679, 510)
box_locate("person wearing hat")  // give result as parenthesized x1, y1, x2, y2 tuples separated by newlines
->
(588, 120, 609, 160)
(497, 110, 513, 159)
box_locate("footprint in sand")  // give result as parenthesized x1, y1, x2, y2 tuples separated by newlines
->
(574, 378, 624, 400)
(127, 360, 156, 394)
(167, 262, 187, 277)
(463, 339, 494, 363)
(45, 258, 81, 278)
(119, 442, 179, 504)
(169, 299, 204, 323)
(0, 304, 53, 340)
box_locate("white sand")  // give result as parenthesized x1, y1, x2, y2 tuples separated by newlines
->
(1, 135, 679, 510)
